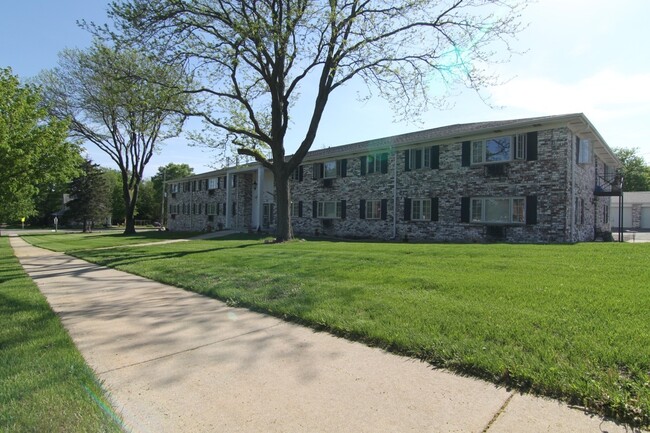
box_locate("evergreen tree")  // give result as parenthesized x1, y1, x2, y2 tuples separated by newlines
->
(67, 159, 111, 232)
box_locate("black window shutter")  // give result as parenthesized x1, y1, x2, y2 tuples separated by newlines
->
(404, 150, 411, 171)
(461, 141, 471, 167)
(431, 197, 439, 221)
(575, 135, 580, 162)
(270, 204, 274, 224)
(313, 163, 320, 180)
(359, 199, 366, 219)
(312, 200, 317, 218)
(381, 199, 388, 220)
(232, 202, 236, 216)
(404, 198, 411, 221)
(298, 201, 303, 218)
(223, 202, 226, 215)
(299, 165, 304, 181)
(526, 195, 538, 225)
(431, 146, 440, 169)
(360, 156, 367, 176)
(205, 203, 208, 215)
(526, 131, 538, 161)
(340, 200, 346, 219)
(461, 197, 470, 222)
(380, 153, 388, 174)
(415, 149, 422, 169)
(341, 159, 348, 177)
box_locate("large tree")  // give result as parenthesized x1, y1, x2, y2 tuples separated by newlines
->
(108, 0, 527, 240)
(67, 159, 112, 232)
(38, 43, 191, 234)
(0, 68, 81, 224)
(613, 147, 650, 192)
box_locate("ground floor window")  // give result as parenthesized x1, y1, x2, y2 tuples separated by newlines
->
(317, 201, 341, 219)
(366, 200, 382, 219)
(471, 197, 525, 224)
(411, 199, 432, 221)
(263, 203, 274, 227)
(290, 201, 301, 218)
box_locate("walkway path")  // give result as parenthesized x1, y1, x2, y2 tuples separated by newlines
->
(10, 237, 636, 433)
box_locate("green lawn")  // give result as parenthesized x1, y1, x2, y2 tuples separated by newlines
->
(0, 237, 124, 432)
(24, 234, 650, 427)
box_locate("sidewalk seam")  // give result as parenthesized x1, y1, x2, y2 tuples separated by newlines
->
(98, 322, 282, 375)
(480, 392, 515, 433)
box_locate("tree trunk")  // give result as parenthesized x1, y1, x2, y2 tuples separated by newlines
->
(274, 171, 293, 242)
(122, 183, 139, 235)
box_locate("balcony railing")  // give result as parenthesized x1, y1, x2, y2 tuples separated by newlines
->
(594, 172, 623, 196)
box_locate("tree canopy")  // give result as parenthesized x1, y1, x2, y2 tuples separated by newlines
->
(67, 159, 112, 232)
(613, 147, 650, 192)
(38, 43, 191, 234)
(0, 67, 81, 223)
(107, 0, 528, 240)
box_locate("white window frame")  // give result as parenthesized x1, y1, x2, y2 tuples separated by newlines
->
(317, 201, 341, 219)
(411, 199, 431, 221)
(208, 178, 218, 190)
(470, 197, 525, 224)
(290, 201, 300, 217)
(471, 135, 527, 165)
(171, 183, 179, 193)
(407, 148, 430, 170)
(208, 203, 217, 215)
(366, 199, 382, 219)
(323, 161, 338, 179)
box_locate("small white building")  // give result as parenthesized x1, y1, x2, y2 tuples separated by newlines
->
(610, 192, 650, 230)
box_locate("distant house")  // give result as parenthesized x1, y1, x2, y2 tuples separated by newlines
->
(165, 113, 622, 243)
(610, 192, 650, 230)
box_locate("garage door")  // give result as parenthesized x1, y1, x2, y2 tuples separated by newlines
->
(611, 206, 632, 228)
(642, 207, 650, 229)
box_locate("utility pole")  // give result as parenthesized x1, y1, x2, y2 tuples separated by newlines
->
(160, 168, 166, 228)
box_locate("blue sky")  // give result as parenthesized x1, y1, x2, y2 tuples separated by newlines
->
(2, 0, 649, 178)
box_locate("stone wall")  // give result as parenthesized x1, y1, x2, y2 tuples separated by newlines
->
(167, 125, 610, 243)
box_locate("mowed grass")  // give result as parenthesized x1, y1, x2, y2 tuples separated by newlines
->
(0, 237, 124, 432)
(25, 234, 650, 426)
(23, 230, 200, 252)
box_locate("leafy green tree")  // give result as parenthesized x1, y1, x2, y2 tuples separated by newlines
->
(151, 163, 194, 223)
(613, 147, 650, 191)
(103, 169, 126, 225)
(0, 67, 81, 223)
(67, 159, 112, 232)
(38, 43, 191, 234)
(108, 0, 528, 241)
(134, 179, 157, 222)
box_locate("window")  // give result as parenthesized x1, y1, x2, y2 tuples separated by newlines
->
(405, 148, 430, 170)
(411, 199, 432, 221)
(364, 153, 388, 174)
(263, 203, 274, 227)
(208, 178, 218, 190)
(317, 201, 341, 219)
(471, 134, 529, 164)
(290, 201, 301, 217)
(323, 161, 338, 179)
(575, 198, 584, 224)
(603, 204, 609, 224)
(290, 166, 303, 181)
(366, 200, 382, 219)
(171, 183, 179, 193)
(576, 137, 591, 164)
(313, 160, 347, 179)
(470, 197, 525, 224)
(231, 174, 237, 187)
(208, 203, 217, 215)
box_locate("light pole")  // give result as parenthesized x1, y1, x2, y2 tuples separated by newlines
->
(159, 168, 166, 229)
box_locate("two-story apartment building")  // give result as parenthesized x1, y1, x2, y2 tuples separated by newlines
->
(165, 113, 622, 243)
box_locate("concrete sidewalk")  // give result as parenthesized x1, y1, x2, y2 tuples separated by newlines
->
(10, 237, 636, 433)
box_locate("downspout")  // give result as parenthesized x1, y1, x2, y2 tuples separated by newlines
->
(393, 146, 398, 239)
(570, 135, 576, 242)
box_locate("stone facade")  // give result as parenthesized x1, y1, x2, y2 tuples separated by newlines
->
(166, 114, 621, 243)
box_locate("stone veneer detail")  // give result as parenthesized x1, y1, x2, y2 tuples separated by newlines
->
(166, 117, 618, 243)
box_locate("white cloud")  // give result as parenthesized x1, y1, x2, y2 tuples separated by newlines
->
(490, 70, 650, 121)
